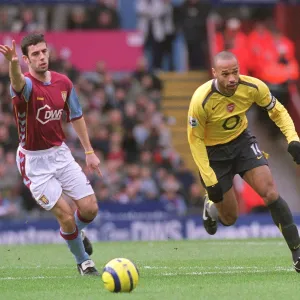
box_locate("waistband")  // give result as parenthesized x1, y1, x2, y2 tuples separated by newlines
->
(18, 142, 66, 156)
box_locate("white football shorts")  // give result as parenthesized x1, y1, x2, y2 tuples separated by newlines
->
(16, 142, 94, 211)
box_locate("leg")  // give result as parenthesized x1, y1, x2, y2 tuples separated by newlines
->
(57, 156, 97, 256)
(75, 194, 98, 231)
(215, 187, 239, 226)
(203, 186, 238, 235)
(51, 195, 89, 265)
(243, 165, 300, 270)
(16, 146, 99, 275)
(74, 194, 98, 256)
(201, 143, 237, 234)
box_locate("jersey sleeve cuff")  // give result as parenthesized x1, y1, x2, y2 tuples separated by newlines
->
(69, 115, 83, 122)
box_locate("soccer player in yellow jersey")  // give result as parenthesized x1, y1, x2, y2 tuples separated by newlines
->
(188, 51, 300, 272)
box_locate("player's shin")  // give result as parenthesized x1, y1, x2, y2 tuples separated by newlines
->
(60, 225, 89, 264)
(75, 209, 95, 231)
(267, 196, 300, 260)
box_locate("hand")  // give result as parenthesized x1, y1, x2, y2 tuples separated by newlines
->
(206, 182, 223, 203)
(0, 40, 18, 62)
(86, 153, 102, 177)
(288, 141, 300, 164)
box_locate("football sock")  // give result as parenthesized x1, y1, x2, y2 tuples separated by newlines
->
(206, 200, 218, 221)
(60, 225, 89, 264)
(268, 196, 300, 259)
(75, 209, 95, 232)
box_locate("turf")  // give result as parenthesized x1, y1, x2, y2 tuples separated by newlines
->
(1, 239, 300, 300)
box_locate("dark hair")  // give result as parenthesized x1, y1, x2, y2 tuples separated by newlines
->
(213, 51, 237, 67)
(21, 33, 46, 56)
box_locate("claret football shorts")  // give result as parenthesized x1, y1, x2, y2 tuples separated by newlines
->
(16, 142, 94, 210)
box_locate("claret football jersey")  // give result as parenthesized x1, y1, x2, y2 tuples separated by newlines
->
(10, 71, 83, 150)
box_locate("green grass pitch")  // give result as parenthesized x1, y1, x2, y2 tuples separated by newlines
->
(1, 239, 300, 300)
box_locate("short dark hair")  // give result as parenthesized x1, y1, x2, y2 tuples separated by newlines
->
(213, 51, 237, 67)
(21, 33, 46, 56)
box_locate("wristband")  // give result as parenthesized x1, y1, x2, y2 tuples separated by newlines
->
(85, 150, 94, 155)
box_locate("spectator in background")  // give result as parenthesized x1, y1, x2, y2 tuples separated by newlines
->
(215, 18, 249, 74)
(159, 174, 187, 215)
(67, 6, 89, 30)
(0, 191, 21, 218)
(11, 8, 43, 33)
(176, 0, 210, 70)
(0, 8, 11, 32)
(187, 183, 205, 214)
(136, 0, 175, 71)
(88, 0, 120, 29)
(258, 26, 299, 108)
(248, 20, 273, 78)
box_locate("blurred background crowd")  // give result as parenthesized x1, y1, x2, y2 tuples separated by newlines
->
(0, 0, 299, 219)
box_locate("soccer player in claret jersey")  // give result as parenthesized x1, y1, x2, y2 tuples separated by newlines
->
(188, 51, 300, 272)
(0, 33, 101, 276)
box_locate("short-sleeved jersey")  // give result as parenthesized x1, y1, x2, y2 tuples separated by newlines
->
(188, 75, 299, 187)
(10, 71, 83, 151)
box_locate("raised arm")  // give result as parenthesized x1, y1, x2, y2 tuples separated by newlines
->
(0, 40, 26, 92)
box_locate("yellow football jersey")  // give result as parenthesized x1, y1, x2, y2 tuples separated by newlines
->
(187, 75, 299, 187)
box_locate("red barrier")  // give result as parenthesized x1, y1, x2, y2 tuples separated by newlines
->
(0, 30, 143, 71)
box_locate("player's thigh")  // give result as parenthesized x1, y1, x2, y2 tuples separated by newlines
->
(31, 177, 63, 211)
(243, 165, 279, 204)
(16, 149, 63, 211)
(206, 144, 235, 195)
(235, 138, 268, 178)
(215, 187, 239, 223)
(57, 160, 97, 211)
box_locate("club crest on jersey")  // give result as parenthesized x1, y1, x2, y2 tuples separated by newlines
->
(39, 195, 49, 205)
(61, 91, 67, 102)
(189, 116, 198, 128)
(227, 103, 235, 112)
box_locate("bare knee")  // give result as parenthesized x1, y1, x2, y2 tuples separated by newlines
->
(219, 212, 238, 226)
(77, 195, 98, 220)
(258, 183, 279, 205)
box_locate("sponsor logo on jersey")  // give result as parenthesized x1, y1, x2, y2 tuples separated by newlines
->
(36, 105, 64, 125)
(227, 103, 235, 112)
(39, 195, 49, 205)
(189, 116, 198, 128)
(61, 91, 67, 102)
(37, 97, 44, 101)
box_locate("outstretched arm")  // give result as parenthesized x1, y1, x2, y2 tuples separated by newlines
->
(0, 40, 25, 92)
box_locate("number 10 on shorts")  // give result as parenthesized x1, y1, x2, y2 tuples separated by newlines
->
(251, 143, 262, 159)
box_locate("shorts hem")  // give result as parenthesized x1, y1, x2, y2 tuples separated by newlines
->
(44, 193, 62, 211)
(72, 191, 95, 201)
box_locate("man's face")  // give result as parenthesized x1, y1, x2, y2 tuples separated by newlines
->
(23, 42, 49, 74)
(212, 57, 239, 95)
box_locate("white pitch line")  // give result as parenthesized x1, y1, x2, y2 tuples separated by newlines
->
(0, 266, 72, 270)
(0, 275, 78, 281)
(143, 265, 283, 270)
(162, 268, 294, 276)
(205, 241, 285, 246)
